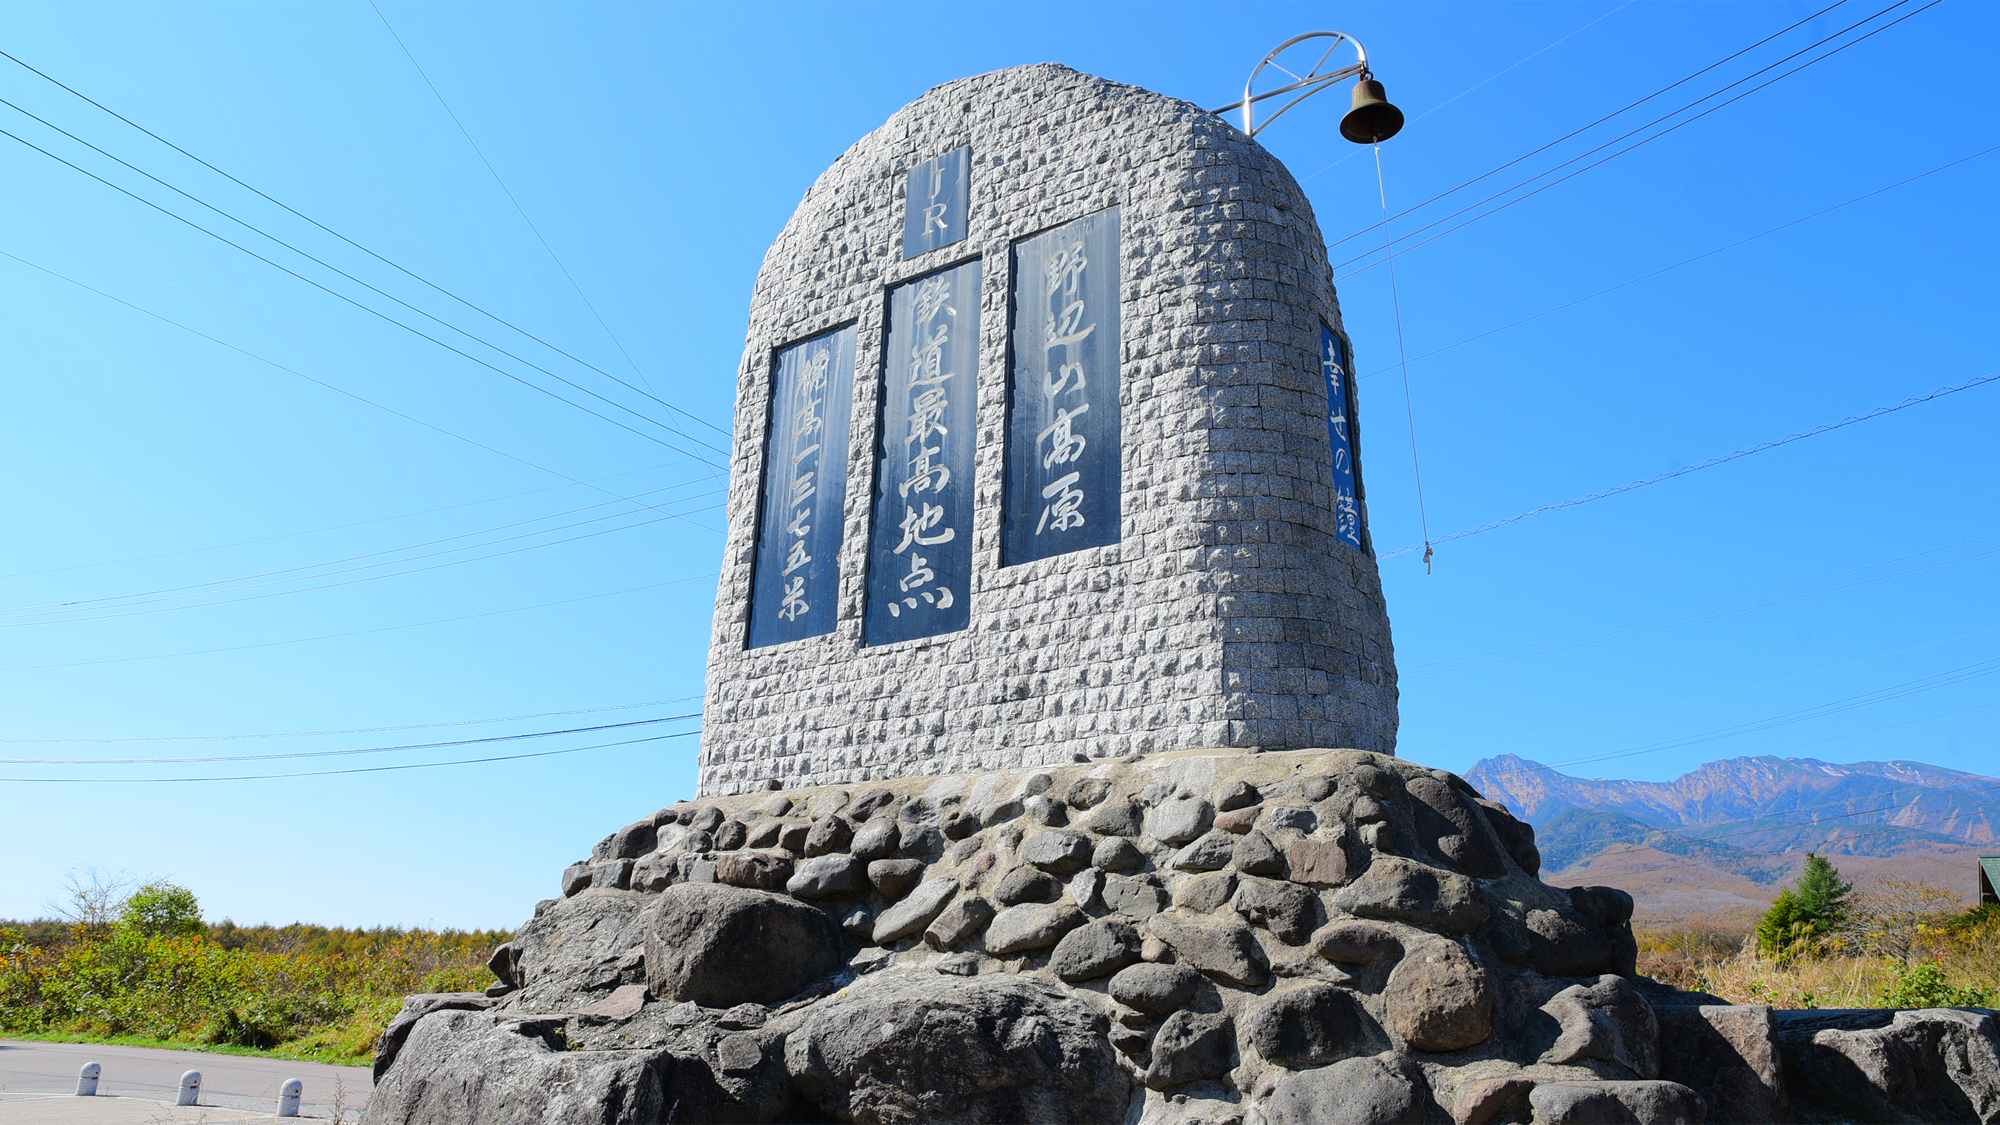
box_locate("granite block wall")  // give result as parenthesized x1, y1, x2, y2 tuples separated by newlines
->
(698, 64, 1396, 796)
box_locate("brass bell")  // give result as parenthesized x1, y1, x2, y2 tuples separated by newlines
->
(1339, 77, 1404, 144)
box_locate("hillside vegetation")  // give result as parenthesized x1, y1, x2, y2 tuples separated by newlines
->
(0, 877, 505, 1064)
(1637, 861, 2000, 1010)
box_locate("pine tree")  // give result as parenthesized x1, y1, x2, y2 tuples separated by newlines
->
(1756, 853, 1853, 962)
(1792, 853, 1854, 924)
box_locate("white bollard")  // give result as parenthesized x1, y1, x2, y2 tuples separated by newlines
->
(277, 1078, 303, 1117)
(75, 1061, 100, 1096)
(176, 1069, 201, 1107)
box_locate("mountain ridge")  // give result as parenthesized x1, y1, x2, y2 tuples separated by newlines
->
(1461, 753, 1998, 925)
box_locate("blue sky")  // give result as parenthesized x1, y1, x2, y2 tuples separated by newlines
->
(1, 2, 1993, 928)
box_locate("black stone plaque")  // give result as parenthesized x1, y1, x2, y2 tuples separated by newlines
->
(902, 147, 969, 260)
(1002, 207, 1121, 565)
(864, 260, 981, 644)
(1321, 324, 1365, 550)
(747, 325, 856, 648)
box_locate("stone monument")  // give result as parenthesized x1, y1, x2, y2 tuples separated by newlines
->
(698, 63, 1395, 796)
(361, 65, 2000, 1125)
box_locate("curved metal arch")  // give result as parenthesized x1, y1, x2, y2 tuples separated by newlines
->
(1211, 30, 1373, 137)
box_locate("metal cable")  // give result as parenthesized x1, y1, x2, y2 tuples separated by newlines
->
(1380, 368, 2000, 560)
(0, 47, 731, 442)
(0, 730, 699, 783)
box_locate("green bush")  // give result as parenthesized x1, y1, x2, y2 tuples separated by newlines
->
(1876, 959, 1996, 1009)
(119, 882, 205, 940)
(0, 907, 506, 1062)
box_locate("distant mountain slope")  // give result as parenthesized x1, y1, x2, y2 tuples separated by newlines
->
(1465, 753, 1999, 853)
(1462, 754, 1999, 925)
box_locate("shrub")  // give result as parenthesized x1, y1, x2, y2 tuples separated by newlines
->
(119, 882, 204, 940)
(0, 904, 506, 1062)
(1876, 959, 1995, 1009)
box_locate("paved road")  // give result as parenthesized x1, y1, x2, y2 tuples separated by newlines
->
(0, 1041, 370, 1121)
(0, 1091, 291, 1123)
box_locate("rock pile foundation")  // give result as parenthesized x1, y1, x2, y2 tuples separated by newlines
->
(362, 748, 1999, 1124)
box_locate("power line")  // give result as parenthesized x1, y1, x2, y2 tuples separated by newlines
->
(1326, 0, 1853, 251)
(1371, 145, 1434, 571)
(0, 121, 712, 462)
(1408, 536, 2000, 677)
(366, 1, 663, 400)
(1429, 621, 2000, 761)
(0, 247, 723, 542)
(1508, 650, 2000, 777)
(0, 696, 701, 744)
(1357, 143, 2000, 382)
(0, 47, 730, 443)
(0, 572, 716, 673)
(1336, 1, 1941, 278)
(0, 499, 718, 629)
(1715, 698, 2000, 765)
(0, 730, 699, 783)
(0, 477, 717, 619)
(1380, 367, 2000, 560)
(0, 714, 700, 765)
(0, 100, 724, 467)
(1297, 1, 1637, 184)
(0, 459, 685, 582)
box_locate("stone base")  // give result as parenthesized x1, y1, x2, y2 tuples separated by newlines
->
(365, 747, 1999, 1125)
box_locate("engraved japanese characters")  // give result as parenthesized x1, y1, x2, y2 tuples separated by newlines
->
(865, 261, 980, 644)
(747, 326, 855, 648)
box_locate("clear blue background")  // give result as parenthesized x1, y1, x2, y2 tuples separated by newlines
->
(1, 1, 1993, 928)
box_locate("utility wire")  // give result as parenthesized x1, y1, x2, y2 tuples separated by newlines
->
(0, 248, 722, 535)
(0, 502, 717, 629)
(0, 47, 730, 442)
(366, 1, 663, 399)
(0, 730, 699, 783)
(1429, 622, 2000, 761)
(1370, 144, 1433, 572)
(0, 572, 716, 673)
(1492, 650, 2000, 777)
(1409, 529, 2000, 671)
(1380, 367, 2000, 560)
(1357, 143, 2000, 382)
(1714, 698, 2000, 764)
(1410, 538, 2000, 677)
(0, 714, 700, 765)
(0, 124, 706, 462)
(1299, 0, 1637, 183)
(1336, 1, 1941, 279)
(0, 101, 724, 466)
(1, 697, 701, 744)
(1326, 0, 1853, 250)
(0, 477, 715, 618)
(0, 459, 684, 582)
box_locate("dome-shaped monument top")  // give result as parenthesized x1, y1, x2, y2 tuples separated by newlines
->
(698, 64, 1397, 796)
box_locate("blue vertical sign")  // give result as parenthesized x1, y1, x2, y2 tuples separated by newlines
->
(747, 326, 856, 648)
(902, 147, 970, 260)
(1002, 207, 1121, 565)
(865, 261, 981, 644)
(1321, 324, 1364, 551)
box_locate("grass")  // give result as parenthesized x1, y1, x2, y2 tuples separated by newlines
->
(0, 1027, 379, 1067)
(1637, 904, 2000, 1009)
(0, 919, 505, 1065)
